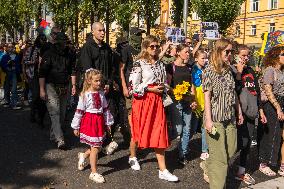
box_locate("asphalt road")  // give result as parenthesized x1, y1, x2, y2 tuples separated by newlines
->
(0, 106, 280, 189)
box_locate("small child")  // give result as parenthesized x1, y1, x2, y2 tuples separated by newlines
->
(71, 69, 114, 183)
(191, 50, 209, 161)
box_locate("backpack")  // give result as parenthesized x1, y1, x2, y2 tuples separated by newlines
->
(239, 87, 258, 119)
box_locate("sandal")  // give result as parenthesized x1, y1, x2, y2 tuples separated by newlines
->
(78, 152, 88, 171)
(259, 165, 276, 176)
(235, 173, 255, 185)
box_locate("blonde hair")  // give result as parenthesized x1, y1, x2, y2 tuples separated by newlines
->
(81, 69, 102, 96)
(210, 38, 232, 74)
(136, 35, 159, 62)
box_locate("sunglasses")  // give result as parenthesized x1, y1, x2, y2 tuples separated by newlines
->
(149, 45, 160, 50)
(280, 53, 284, 56)
(225, 49, 234, 56)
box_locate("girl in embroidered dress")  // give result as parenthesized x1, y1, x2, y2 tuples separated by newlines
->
(129, 35, 178, 182)
(71, 69, 114, 183)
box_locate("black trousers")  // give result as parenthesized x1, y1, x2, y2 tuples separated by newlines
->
(30, 75, 47, 125)
(237, 115, 256, 168)
(258, 101, 283, 166)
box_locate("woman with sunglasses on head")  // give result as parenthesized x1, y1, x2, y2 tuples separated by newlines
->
(129, 35, 178, 182)
(166, 44, 197, 165)
(258, 45, 284, 177)
(202, 38, 243, 189)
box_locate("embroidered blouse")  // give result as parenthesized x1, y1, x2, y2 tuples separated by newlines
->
(129, 59, 166, 97)
(71, 91, 114, 130)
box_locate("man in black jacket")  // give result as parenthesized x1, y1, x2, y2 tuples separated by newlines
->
(79, 22, 116, 152)
(39, 32, 76, 149)
(79, 22, 114, 92)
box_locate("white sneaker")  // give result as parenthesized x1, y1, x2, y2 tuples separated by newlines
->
(200, 152, 209, 161)
(78, 152, 88, 171)
(159, 169, 178, 182)
(251, 140, 257, 146)
(128, 157, 141, 171)
(89, 172, 105, 183)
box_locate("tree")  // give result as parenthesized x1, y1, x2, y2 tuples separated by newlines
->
(191, 0, 245, 34)
(138, 0, 160, 35)
(114, 1, 137, 32)
(171, 0, 192, 27)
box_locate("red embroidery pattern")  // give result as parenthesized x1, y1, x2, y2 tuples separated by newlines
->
(92, 92, 102, 109)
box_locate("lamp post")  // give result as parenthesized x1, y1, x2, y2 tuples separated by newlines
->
(183, 0, 189, 37)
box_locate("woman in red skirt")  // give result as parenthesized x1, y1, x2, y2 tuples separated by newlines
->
(71, 69, 114, 183)
(128, 35, 178, 182)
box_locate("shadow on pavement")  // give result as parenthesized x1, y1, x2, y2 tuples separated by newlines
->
(0, 107, 62, 188)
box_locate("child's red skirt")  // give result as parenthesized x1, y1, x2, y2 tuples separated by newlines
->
(79, 112, 105, 147)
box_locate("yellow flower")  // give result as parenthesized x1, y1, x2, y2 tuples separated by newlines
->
(175, 94, 183, 101)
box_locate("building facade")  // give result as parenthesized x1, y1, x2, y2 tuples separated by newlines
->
(233, 0, 284, 46)
(160, 0, 284, 47)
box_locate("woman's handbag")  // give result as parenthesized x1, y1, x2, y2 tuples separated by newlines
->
(163, 94, 173, 107)
(103, 128, 118, 155)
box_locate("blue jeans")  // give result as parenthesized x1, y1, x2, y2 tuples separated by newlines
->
(191, 113, 208, 153)
(201, 127, 208, 153)
(4, 73, 18, 107)
(171, 101, 192, 158)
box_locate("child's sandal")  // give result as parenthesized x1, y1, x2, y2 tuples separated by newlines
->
(78, 152, 88, 171)
(259, 165, 276, 176)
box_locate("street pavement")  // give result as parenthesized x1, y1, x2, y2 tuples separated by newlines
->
(0, 105, 282, 189)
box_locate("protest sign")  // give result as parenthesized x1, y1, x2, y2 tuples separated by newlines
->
(260, 31, 284, 56)
(201, 22, 220, 40)
(166, 27, 186, 44)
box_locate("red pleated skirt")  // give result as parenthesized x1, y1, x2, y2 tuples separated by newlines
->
(79, 112, 105, 147)
(131, 92, 169, 149)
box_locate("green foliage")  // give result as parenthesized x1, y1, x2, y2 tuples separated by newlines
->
(171, 0, 192, 27)
(115, 1, 137, 31)
(191, 0, 245, 34)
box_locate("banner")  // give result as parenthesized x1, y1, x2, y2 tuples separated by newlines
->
(260, 31, 284, 56)
(165, 27, 186, 44)
(201, 22, 220, 40)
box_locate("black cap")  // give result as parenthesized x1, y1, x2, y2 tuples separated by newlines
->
(116, 36, 128, 45)
(130, 27, 146, 35)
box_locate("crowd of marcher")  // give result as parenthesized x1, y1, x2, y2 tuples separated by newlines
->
(1, 22, 284, 188)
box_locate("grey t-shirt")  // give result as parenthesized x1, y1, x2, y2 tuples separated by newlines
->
(263, 66, 284, 96)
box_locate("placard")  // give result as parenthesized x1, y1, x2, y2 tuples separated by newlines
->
(201, 22, 220, 40)
(166, 27, 186, 44)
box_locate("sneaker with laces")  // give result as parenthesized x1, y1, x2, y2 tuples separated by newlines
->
(78, 152, 88, 171)
(89, 172, 105, 183)
(57, 140, 66, 150)
(235, 173, 255, 185)
(128, 157, 141, 171)
(12, 106, 22, 110)
(159, 169, 178, 182)
(200, 152, 209, 161)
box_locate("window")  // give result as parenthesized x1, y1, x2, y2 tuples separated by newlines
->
(236, 25, 241, 37)
(250, 0, 260, 12)
(251, 25, 256, 35)
(268, 0, 278, 9)
(269, 23, 276, 32)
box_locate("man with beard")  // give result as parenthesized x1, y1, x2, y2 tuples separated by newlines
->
(39, 32, 76, 149)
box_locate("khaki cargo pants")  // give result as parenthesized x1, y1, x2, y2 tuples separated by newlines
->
(205, 120, 237, 189)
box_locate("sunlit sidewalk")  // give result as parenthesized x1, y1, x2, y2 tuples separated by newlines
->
(243, 177, 284, 189)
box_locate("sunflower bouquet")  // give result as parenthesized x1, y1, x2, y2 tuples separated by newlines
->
(173, 81, 191, 101)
